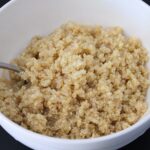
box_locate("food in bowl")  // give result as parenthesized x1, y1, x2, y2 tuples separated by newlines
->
(0, 22, 149, 139)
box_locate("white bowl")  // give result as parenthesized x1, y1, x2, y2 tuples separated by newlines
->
(0, 0, 150, 150)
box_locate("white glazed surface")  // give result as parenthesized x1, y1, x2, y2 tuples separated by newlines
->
(0, 0, 150, 150)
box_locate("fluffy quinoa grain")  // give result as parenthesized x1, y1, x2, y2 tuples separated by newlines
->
(0, 22, 149, 139)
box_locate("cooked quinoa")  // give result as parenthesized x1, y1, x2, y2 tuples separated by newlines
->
(0, 23, 149, 139)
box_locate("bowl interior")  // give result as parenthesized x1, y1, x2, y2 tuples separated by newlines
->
(0, 0, 150, 114)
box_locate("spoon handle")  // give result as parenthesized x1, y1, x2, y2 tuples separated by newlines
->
(0, 62, 22, 73)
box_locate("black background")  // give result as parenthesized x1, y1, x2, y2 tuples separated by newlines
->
(0, 0, 150, 150)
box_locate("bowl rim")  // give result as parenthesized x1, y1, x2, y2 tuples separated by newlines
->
(0, 0, 150, 144)
(0, 112, 150, 144)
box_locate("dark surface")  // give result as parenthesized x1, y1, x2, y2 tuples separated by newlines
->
(0, 0, 150, 150)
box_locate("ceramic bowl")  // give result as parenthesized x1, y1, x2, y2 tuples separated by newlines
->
(0, 0, 150, 150)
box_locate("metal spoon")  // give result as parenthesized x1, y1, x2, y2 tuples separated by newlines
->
(0, 62, 22, 73)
